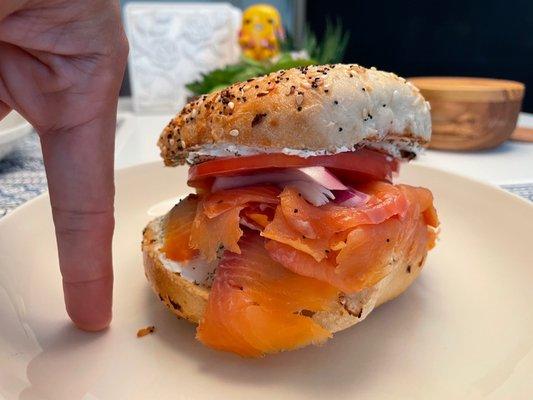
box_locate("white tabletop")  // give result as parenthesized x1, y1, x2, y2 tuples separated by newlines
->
(115, 101, 533, 187)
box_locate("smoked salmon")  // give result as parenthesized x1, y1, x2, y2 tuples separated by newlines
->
(278, 182, 409, 239)
(266, 184, 438, 293)
(160, 180, 438, 356)
(196, 232, 338, 357)
(186, 186, 280, 260)
(161, 195, 199, 262)
(202, 185, 280, 218)
(190, 205, 244, 261)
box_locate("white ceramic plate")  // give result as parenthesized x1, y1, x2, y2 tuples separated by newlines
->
(1, 163, 532, 400)
(0, 112, 33, 160)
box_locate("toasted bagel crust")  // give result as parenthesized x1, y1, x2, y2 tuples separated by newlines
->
(142, 216, 427, 334)
(158, 64, 431, 166)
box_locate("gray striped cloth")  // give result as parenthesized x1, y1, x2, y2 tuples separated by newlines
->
(500, 183, 533, 203)
(1, 134, 532, 218)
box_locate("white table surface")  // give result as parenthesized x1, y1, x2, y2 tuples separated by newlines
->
(115, 100, 533, 187)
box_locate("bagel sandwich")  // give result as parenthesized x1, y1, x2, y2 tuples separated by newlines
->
(142, 64, 439, 357)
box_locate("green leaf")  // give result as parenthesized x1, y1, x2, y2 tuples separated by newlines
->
(185, 21, 350, 95)
(304, 19, 350, 64)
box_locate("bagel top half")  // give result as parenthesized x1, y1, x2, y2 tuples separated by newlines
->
(158, 63, 431, 166)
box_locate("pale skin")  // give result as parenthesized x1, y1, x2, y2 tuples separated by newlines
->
(0, 0, 128, 330)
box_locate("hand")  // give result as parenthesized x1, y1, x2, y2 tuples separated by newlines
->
(0, 0, 128, 330)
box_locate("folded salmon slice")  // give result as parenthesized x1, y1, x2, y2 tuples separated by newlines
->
(279, 182, 409, 239)
(262, 182, 409, 261)
(202, 185, 280, 218)
(161, 195, 199, 262)
(266, 185, 439, 293)
(190, 205, 243, 261)
(266, 218, 400, 293)
(188, 186, 280, 260)
(262, 207, 332, 261)
(196, 232, 338, 357)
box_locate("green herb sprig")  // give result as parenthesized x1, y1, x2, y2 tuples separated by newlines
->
(186, 20, 350, 96)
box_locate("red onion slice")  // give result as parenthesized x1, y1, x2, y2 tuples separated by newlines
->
(285, 180, 334, 207)
(333, 187, 370, 207)
(211, 166, 346, 192)
(210, 166, 353, 207)
(295, 167, 347, 190)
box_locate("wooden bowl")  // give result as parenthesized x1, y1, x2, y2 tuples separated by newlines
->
(408, 77, 525, 150)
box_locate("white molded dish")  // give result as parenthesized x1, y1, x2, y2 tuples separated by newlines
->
(0, 162, 532, 400)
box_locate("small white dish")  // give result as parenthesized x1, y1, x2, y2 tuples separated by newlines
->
(0, 162, 532, 399)
(0, 111, 33, 160)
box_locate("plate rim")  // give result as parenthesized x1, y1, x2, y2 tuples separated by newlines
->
(0, 111, 33, 146)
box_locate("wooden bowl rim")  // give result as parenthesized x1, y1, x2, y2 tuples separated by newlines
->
(408, 76, 525, 102)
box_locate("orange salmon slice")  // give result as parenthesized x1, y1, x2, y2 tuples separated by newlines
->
(190, 205, 243, 262)
(279, 182, 409, 239)
(196, 232, 338, 357)
(202, 185, 280, 218)
(161, 195, 199, 262)
(189, 186, 281, 261)
(266, 185, 439, 293)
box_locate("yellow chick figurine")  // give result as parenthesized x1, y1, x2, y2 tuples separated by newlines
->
(239, 4, 285, 61)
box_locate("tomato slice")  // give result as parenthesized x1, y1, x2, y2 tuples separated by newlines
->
(188, 149, 398, 188)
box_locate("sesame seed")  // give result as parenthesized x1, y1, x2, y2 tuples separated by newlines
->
(297, 106, 302, 112)
(338, 127, 343, 132)
(295, 94, 304, 106)
(333, 100, 339, 105)
(190, 109, 198, 118)
(228, 101, 235, 110)
(302, 82, 311, 89)
(229, 129, 239, 137)
(286, 86, 296, 96)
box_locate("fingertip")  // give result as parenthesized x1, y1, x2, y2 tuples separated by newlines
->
(63, 276, 113, 332)
(72, 308, 112, 332)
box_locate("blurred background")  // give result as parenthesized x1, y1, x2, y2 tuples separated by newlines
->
(119, 0, 532, 112)
(307, 0, 533, 112)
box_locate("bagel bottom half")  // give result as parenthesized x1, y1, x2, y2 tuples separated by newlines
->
(142, 214, 427, 334)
